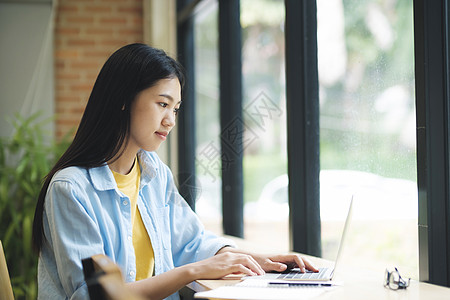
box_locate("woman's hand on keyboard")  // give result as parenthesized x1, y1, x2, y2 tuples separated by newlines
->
(189, 252, 266, 279)
(216, 247, 319, 274)
(250, 254, 319, 273)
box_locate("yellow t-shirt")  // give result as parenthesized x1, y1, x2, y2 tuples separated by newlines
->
(111, 158, 154, 280)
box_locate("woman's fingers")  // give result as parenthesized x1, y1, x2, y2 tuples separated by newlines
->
(293, 255, 306, 272)
(231, 264, 257, 276)
(227, 253, 265, 275)
(262, 254, 319, 273)
(201, 252, 265, 278)
(302, 257, 319, 272)
(203, 251, 319, 281)
(263, 260, 288, 272)
(290, 255, 319, 273)
(245, 254, 265, 275)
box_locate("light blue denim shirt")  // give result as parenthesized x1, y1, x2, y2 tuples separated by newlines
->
(38, 150, 234, 300)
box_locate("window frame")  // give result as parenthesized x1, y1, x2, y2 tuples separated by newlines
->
(285, 0, 321, 257)
(218, 0, 244, 237)
(177, 0, 198, 211)
(414, 0, 450, 286)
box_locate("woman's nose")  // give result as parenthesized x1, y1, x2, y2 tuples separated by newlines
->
(162, 111, 176, 128)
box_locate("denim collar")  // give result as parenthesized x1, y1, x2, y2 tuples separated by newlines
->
(88, 150, 158, 192)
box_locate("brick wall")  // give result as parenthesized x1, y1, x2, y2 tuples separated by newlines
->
(54, 0, 143, 139)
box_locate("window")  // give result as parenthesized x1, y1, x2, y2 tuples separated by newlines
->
(192, 1, 223, 234)
(177, 0, 450, 286)
(317, 0, 417, 278)
(241, 0, 288, 251)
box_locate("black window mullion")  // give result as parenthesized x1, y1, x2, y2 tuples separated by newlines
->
(284, 0, 321, 257)
(414, 0, 450, 286)
(218, 0, 244, 238)
(177, 0, 197, 211)
(446, 2, 450, 286)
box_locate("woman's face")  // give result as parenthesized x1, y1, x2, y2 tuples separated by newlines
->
(128, 77, 181, 153)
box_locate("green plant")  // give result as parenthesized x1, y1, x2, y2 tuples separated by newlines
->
(0, 113, 71, 299)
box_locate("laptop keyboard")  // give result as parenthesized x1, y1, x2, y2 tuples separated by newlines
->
(276, 268, 327, 280)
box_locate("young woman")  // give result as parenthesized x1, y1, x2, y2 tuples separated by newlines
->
(32, 43, 317, 300)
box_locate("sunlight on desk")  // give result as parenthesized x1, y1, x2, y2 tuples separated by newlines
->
(194, 281, 327, 300)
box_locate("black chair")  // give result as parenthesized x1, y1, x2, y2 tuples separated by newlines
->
(82, 254, 144, 300)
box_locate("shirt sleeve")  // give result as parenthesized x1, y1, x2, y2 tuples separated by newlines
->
(42, 179, 105, 299)
(161, 164, 236, 267)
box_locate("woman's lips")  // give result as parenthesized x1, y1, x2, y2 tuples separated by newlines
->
(155, 131, 168, 140)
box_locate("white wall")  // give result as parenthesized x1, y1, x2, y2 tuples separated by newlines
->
(0, 1, 54, 138)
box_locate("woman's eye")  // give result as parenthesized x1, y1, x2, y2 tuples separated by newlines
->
(159, 102, 168, 108)
(174, 108, 180, 115)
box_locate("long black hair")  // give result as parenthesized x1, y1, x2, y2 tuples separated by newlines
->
(32, 43, 185, 253)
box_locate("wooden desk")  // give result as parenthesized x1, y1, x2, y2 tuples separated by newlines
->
(189, 236, 450, 300)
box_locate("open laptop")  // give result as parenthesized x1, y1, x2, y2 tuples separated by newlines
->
(245, 196, 354, 284)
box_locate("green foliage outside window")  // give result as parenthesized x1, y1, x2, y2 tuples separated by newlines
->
(0, 113, 71, 299)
